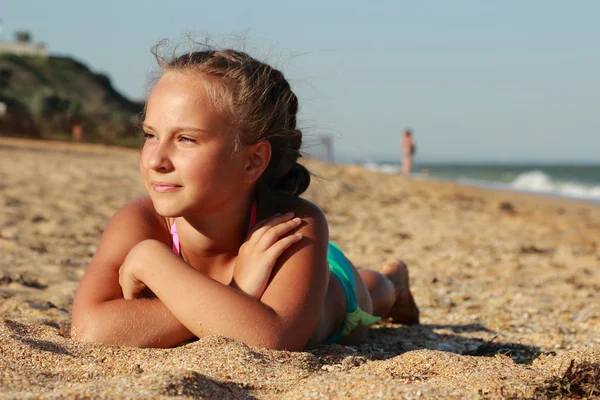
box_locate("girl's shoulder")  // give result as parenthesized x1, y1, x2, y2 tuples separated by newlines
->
(259, 195, 328, 234)
(260, 195, 324, 218)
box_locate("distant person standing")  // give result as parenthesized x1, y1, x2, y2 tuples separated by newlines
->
(401, 129, 415, 176)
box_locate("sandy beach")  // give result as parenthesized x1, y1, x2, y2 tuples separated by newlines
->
(1, 137, 599, 399)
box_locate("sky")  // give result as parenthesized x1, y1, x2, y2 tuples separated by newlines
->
(2, 1, 599, 163)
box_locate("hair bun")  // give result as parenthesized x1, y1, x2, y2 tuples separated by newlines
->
(269, 162, 311, 196)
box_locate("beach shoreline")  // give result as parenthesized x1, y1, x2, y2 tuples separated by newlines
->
(3, 136, 598, 209)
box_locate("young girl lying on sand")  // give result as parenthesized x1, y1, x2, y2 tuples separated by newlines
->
(71, 47, 419, 350)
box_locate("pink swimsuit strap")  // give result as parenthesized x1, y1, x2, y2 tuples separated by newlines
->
(171, 201, 257, 256)
(170, 220, 181, 255)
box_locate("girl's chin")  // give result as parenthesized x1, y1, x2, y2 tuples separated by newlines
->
(155, 211, 181, 218)
(150, 202, 185, 218)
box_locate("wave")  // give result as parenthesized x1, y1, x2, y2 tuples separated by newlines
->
(456, 170, 600, 202)
(360, 162, 600, 202)
(508, 170, 600, 201)
(363, 162, 402, 175)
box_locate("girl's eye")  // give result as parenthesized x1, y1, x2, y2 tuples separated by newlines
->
(179, 136, 196, 143)
(143, 132, 156, 140)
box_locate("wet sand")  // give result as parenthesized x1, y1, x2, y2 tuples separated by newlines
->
(1, 137, 599, 399)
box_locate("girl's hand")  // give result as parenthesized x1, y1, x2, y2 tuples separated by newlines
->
(118, 240, 157, 300)
(232, 212, 303, 299)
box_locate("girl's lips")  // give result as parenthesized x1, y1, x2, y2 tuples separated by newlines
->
(152, 183, 182, 193)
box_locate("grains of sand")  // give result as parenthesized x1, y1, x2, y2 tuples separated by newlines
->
(1, 138, 599, 399)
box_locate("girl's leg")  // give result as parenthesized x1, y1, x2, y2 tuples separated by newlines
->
(358, 259, 419, 324)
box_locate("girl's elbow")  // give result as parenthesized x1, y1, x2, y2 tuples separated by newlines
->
(254, 317, 312, 351)
(71, 320, 138, 347)
(70, 318, 102, 344)
(251, 338, 299, 351)
(252, 330, 308, 351)
(71, 311, 115, 346)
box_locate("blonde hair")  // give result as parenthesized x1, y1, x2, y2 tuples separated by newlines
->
(153, 47, 310, 196)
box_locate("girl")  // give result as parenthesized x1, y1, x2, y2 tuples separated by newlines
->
(71, 48, 419, 350)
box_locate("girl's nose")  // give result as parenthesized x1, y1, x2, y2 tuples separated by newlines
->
(148, 143, 174, 172)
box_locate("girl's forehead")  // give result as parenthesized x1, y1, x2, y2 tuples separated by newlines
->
(152, 71, 211, 98)
(145, 72, 235, 134)
(148, 73, 216, 111)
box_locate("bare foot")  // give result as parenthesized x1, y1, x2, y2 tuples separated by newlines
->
(380, 259, 420, 325)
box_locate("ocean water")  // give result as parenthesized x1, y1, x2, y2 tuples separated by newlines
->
(361, 162, 600, 204)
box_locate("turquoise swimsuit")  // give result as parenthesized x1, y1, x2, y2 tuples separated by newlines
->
(323, 242, 380, 344)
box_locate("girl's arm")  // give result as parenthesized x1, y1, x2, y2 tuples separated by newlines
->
(71, 198, 195, 348)
(123, 199, 330, 350)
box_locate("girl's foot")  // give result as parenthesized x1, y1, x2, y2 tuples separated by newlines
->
(380, 259, 420, 325)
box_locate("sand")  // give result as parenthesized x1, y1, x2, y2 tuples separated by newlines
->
(1, 137, 599, 399)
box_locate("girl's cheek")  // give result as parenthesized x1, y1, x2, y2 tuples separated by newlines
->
(139, 149, 152, 169)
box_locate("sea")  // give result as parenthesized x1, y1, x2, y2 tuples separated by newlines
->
(361, 162, 600, 204)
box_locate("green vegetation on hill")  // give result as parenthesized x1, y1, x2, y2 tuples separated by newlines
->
(0, 54, 144, 146)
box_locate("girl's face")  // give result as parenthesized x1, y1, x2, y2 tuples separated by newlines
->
(140, 71, 249, 217)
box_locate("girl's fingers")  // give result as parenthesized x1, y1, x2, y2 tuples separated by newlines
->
(266, 233, 303, 259)
(120, 280, 133, 299)
(247, 213, 279, 235)
(120, 279, 134, 299)
(247, 212, 296, 240)
(123, 283, 145, 300)
(257, 217, 302, 249)
(119, 273, 145, 300)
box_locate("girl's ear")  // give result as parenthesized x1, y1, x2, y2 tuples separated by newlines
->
(244, 140, 271, 184)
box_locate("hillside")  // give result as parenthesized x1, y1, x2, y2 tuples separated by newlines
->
(0, 54, 144, 144)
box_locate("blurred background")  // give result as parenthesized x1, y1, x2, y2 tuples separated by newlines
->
(1, 0, 598, 201)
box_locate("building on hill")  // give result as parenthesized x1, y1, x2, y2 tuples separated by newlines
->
(0, 26, 47, 57)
